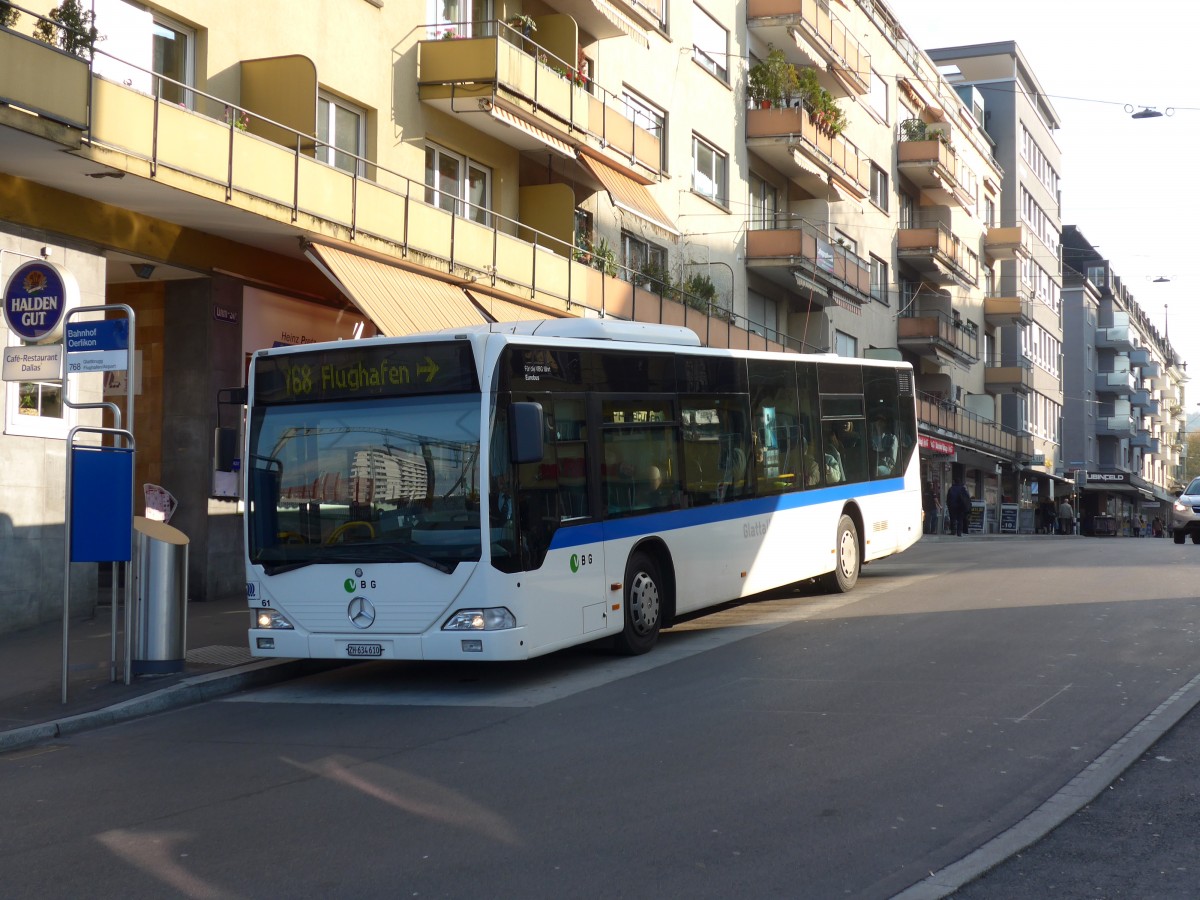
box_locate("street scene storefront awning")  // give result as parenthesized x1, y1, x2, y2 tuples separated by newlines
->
(578, 151, 678, 235)
(305, 243, 488, 336)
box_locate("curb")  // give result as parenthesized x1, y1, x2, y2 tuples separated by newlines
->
(0, 658, 321, 754)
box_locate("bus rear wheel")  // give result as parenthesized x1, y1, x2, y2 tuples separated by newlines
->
(614, 550, 662, 655)
(818, 514, 860, 593)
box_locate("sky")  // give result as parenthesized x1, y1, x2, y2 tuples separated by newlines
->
(887, 0, 1200, 387)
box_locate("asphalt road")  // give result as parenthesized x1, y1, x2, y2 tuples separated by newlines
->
(1, 537, 1197, 899)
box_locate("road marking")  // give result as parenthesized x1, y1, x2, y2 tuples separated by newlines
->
(1014, 684, 1073, 723)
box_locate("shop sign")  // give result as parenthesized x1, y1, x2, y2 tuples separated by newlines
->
(3, 260, 78, 344)
(1000, 503, 1019, 533)
(3, 344, 63, 382)
(918, 433, 955, 455)
(1086, 472, 1130, 485)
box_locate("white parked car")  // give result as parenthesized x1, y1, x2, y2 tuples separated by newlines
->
(1170, 477, 1200, 544)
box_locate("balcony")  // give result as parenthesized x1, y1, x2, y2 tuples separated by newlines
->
(746, 105, 869, 200)
(1131, 431, 1152, 449)
(0, 31, 795, 353)
(897, 222, 977, 287)
(745, 221, 871, 305)
(917, 393, 1032, 461)
(1141, 359, 1162, 378)
(983, 225, 1031, 262)
(898, 310, 979, 365)
(897, 123, 975, 212)
(1095, 368, 1137, 396)
(746, 0, 871, 96)
(417, 24, 661, 177)
(1095, 325, 1134, 351)
(984, 290, 1033, 328)
(1097, 415, 1136, 437)
(1129, 347, 1150, 367)
(984, 357, 1033, 395)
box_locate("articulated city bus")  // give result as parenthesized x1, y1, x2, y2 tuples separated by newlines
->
(243, 319, 921, 660)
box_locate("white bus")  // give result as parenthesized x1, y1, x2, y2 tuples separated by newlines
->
(243, 319, 921, 660)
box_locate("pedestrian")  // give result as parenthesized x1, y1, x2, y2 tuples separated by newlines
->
(1057, 498, 1075, 535)
(1153, 516, 1163, 538)
(946, 478, 971, 537)
(1039, 498, 1056, 535)
(922, 483, 937, 534)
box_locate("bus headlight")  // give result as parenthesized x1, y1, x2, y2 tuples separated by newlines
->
(254, 609, 295, 630)
(442, 608, 516, 631)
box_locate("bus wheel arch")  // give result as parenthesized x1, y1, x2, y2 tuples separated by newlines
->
(818, 504, 863, 593)
(613, 539, 674, 655)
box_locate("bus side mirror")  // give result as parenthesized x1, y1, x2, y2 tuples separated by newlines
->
(510, 402, 545, 464)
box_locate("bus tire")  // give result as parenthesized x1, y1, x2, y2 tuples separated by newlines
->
(614, 550, 662, 655)
(818, 514, 860, 593)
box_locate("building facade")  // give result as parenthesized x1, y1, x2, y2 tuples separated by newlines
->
(1062, 226, 1187, 535)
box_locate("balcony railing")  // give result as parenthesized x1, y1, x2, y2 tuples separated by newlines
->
(983, 357, 1033, 394)
(897, 308, 979, 363)
(745, 104, 869, 198)
(898, 221, 978, 285)
(983, 291, 1032, 327)
(917, 391, 1032, 460)
(746, 0, 871, 95)
(1095, 325, 1133, 350)
(745, 219, 871, 301)
(418, 20, 661, 175)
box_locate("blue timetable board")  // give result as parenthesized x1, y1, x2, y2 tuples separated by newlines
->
(70, 445, 134, 562)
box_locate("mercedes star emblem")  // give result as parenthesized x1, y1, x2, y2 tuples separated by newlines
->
(347, 596, 376, 629)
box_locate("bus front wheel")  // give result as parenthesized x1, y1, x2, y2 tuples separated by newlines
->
(614, 550, 662, 655)
(819, 514, 860, 593)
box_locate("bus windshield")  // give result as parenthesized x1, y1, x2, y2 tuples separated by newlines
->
(246, 394, 482, 573)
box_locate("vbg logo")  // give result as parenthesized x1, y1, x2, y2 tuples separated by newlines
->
(570, 553, 594, 573)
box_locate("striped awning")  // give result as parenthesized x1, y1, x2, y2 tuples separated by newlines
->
(466, 290, 559, 322)
(578, 152, 678, 235)
(488, 104, 575, 159)
(595, 0, 650, 47)
(305, 244, 487, 336)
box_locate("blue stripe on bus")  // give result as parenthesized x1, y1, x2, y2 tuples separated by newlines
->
(547, 477, 906, 550)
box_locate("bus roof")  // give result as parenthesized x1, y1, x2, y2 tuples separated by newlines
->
(441, 319, 702, 347)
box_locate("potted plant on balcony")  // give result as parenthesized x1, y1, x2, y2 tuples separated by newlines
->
(32, 0, 98, 58)
(747, 48, 797, 109)
(507, 13, 537, 36)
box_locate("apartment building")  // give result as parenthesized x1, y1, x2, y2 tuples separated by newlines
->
(924, 41, 1066, 521)
(1, 0, 1072, 633)
(1062, 226, 1187, 535)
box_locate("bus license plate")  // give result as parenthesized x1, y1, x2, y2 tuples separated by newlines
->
(346, 643, 383, 658)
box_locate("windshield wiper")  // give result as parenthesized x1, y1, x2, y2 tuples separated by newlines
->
(260, 560, 313, 576)
(321, 543, 457, 574)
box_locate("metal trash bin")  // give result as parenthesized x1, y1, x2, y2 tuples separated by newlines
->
(132, 515, 189, 675)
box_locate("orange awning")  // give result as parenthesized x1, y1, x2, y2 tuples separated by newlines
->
(595, 0, 650, 47)
(466, 290, 559, 322)
(305, 243, 487, 336)
(489, 104, 575, 159)
(578, 152, 678, 236)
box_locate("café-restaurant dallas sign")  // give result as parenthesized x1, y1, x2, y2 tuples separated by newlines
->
(3, 260, 78, 344)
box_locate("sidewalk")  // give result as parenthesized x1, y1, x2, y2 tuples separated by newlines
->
(0, 591, 319, 752)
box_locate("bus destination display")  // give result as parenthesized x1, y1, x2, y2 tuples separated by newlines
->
(253, 341, 478, 404)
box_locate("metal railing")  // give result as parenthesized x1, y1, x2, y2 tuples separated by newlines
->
(916, 391, 1030, 459)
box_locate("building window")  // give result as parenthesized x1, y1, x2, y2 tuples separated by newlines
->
(622, 232, 667, 286)
(870, 255, 888, 305)
(692, 135, 727, 205)
(427, 0, 494, 38)
(621, 91, 667, 171)
(834, 330, 858, 358)
(318, 93, 366, 175)
(898, 191, 915, 229)
(983, 195, 996, 228)
(152, 15, 194, 107)
(424, 143, 491, 225)
(869, 68, 888, 122)
(692, 5, 728, 82)
(749, 173, 778, 229)
(870, 163, 889, 212)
